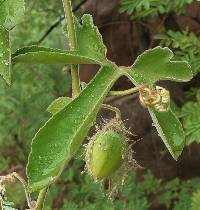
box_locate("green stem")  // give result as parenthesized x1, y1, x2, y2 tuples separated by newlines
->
(102, 104, 121, 120)
(62, 0, 80, 97)
(108, 85, 145, 96)
(36, 186, 49, 210)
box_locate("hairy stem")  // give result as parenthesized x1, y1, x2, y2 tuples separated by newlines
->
(62, 0, 80, 97)
(36, 186, 49, 210)
(108, 85, 145, 96)
(102, 104, 121, 120)
(12, 173, 33, 209)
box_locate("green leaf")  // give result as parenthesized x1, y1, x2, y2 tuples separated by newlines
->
(12, 46, 104, 65)
(0, 26, 11, 84)
(27, 65, 122, 192)
(124, 47, 193, 160)
(47, 97, 72, 115)
(129, 47, 193, 86)
(75, 14, 107, 64)
(0, 0, 25, 30)
(12, 15, 109, 65)
(149, 108, 185, 160)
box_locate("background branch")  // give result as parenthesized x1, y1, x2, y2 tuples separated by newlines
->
(34, 0, 87, 45)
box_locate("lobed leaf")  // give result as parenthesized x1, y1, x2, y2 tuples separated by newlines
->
(129, 46, 193, 86)
(0, 0, 25, 30)
(27, 65, 123, 192)
(47, 97, 72, 115)
(124, 47, 193, 160)
(12, 46, 103, 65)
(75, 14, 107, 64)
(0, 26, 11, 84)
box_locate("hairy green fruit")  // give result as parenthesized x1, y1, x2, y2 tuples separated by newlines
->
(85, 119, 138, 197)
(86, 129, 125, 180)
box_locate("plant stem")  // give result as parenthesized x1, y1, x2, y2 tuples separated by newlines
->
(12, 173, 33, 209)
(102, 104, 121, 120)
(36, 186, 49, 210)
(108, 85, 145, 96)
(62, 0, 80, 97)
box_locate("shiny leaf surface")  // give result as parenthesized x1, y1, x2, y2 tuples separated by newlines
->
(149, 108, 185, 160)
(75, 14, 107, 64)
(129, 47, 193, 86)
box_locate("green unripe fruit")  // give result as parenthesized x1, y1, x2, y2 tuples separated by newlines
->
(86, 129, 125, 180)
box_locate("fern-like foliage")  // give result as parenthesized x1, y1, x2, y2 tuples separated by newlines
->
(119, 0, 193, 19)
(156, 30, 200, 75)
(0, 186, 18, 210)
(178, 89, 200, 145)
(191, 189, 200, 210)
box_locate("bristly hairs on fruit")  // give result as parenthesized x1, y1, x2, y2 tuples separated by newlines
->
(83, 117, 140, 199)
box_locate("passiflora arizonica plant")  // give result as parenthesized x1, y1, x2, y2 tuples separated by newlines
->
(0, 0, 193, 209)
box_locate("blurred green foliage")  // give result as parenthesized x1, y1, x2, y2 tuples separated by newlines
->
(177, 88, 200, 145)
(119, 0, 193, 19)
(1, 0, 200, 209)
(43, 168, 200, 210)
(191, 189, 200, 210)
(5, 161, 200, 210)
(156, 30, 200, 75)
(0, 0, 71, 172)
